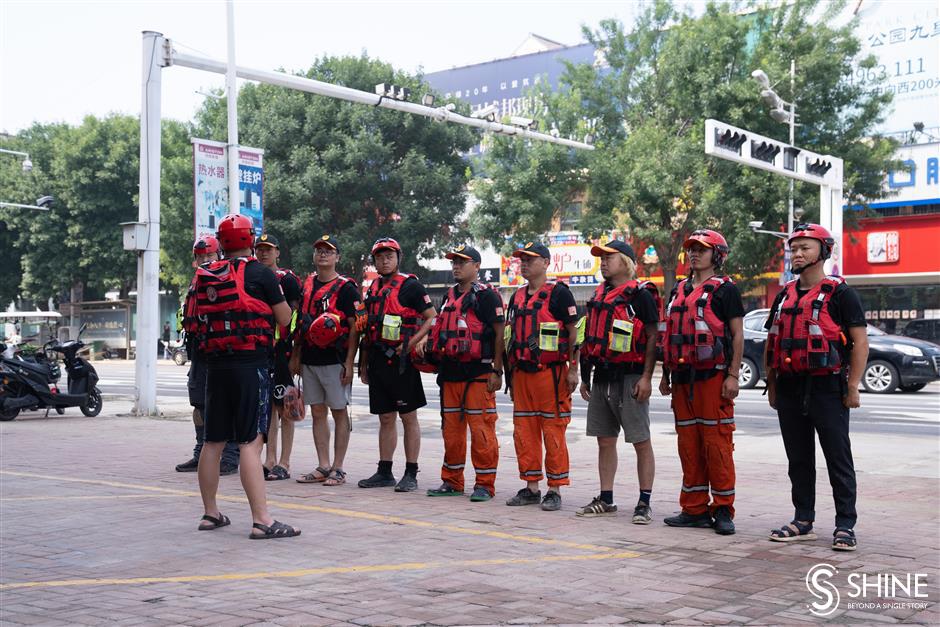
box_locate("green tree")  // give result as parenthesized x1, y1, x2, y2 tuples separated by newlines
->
(193, 54, 477, 278)
(472, 0, 897, 297)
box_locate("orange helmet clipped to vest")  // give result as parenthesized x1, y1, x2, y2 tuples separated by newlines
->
(787, 222, 835, 261)
(216, 214, 254, 252)
(306, 312, 344, 348)
(193, 235, 220, 256)
(683, 229, 729, 267)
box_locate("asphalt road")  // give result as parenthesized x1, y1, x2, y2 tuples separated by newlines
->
(92, 359, 940, 438)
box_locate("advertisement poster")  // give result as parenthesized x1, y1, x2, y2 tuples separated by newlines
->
(500, 232, 623, 287)
(192, 139, 265, 239)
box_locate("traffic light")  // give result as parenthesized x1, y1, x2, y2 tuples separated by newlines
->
(374, 83, 411, 101)
(715, 128, 747, 154)
(750, 140, 781, 164)
(806, 158, 832, 177)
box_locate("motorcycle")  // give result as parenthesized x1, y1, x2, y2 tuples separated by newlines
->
(0, 323, 102, 421)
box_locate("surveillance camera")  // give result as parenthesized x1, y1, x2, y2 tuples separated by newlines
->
(794, 207, 805, 220)
(509, 115, 536, 130)
(751, 69, 770, 89)
(471, 104, 499, 121)
(36, 195, 54, 209)
(21, 158, 33, 172)
(748, 221, 763, 230)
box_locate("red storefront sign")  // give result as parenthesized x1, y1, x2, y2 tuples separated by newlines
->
(843, 214, 940, 278)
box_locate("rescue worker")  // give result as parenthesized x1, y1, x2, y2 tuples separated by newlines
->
(176, 235, 239, 475)
(577, 240, 658, 523)
(294, 235, 365, 487)
(358, 237, 437, 492)
(425, 245, 505, 502)
(254, 233, 303, 481)
(195, 214, 299, 539)
(659, 229, 744, 535)
(504, 242, 580, 511)
(765, 223, 867, 551)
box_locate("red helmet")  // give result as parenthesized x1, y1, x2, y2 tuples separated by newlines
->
(683, 229, 729, 267)
(193, 235, 220, 256)
(409, 348, 438, 374)
(371, 237, 402, 258)
(306, 312, 344, 348)
(216, 214, 254, 252)
(787, 223, 834, 260)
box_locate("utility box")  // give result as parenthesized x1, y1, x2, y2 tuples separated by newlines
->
(120, 222, 148, 251)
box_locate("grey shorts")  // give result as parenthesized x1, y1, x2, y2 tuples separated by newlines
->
(302, 364, 351, 410)
(586, 374, 651, 443)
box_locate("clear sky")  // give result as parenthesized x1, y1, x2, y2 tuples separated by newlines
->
(0, 0, 648, 133)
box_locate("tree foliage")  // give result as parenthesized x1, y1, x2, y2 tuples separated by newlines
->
(193, 54, 477, 278)
(472, 0, 897, 296)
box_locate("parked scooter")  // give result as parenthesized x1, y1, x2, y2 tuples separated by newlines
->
(0, 324, 102, 421)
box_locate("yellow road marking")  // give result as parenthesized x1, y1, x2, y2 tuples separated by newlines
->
(0, 494, 187, 502)
(0, 551, 640, 590)
(0, 471, 623, 553)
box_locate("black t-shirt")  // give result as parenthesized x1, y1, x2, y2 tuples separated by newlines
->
(206, 259, 285, 367)
(583, 285, 660, 383)
(279, 271, 303, 307)
(547, 282, 580, 324)
(438, 285, 506, 383)
(667, 277, 744, 382)
(301, 277, 362, 366)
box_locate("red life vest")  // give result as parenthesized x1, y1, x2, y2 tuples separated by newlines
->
(638, 280, 663, 318)
(181, 274, 200, 336)
(662, 276, 730, 371)
(508, 281, 570, 367)
(300, 274, 355, 350)
(195, 257, 274, 355)
(364, 273, 422, 347)
(430, 282, 501, 364)
(767, 277, 846, 375)
(582, 280, 647, 365)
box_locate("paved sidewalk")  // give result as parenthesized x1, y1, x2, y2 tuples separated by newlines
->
(0, 396, 937, 626)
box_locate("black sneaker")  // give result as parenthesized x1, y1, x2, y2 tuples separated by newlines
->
(358, 471, 397, 488)
(632, 502, 653, 525)
(505, 487, 541, 506)
(713, 506, 735, 535)
(576, 496, 617, 517)
(540, 490, 562, 511)
(175, 458, 199, 472)
(469, 487, 492, 502)
(220, 462, 238, 476)
(395, 473, 418, 492)
(663, 511, 713, 528)
(427, 482, 463, 497)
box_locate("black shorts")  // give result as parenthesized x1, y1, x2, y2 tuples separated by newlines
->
(271, 344, 293, 407)
(367, 355, 426, 415)
(204, 365, 272, 444)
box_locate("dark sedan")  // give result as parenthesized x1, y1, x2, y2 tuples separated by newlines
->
(737, 309, 940, 393)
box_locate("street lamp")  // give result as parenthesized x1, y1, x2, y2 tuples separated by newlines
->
(0, 148, 33, 172)
(748, 220, 787, 239)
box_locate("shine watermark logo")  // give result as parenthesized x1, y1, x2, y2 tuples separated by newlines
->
(805, 564, 930, 616)
(806, 563, 841, 617)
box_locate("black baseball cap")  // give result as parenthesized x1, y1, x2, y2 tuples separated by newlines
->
(512, 241, 551, 259)
(314, 234, 339, 252)
(590, 239, 636, 262)
(445, 244, 481, 263)
(254, 233, 279, 248)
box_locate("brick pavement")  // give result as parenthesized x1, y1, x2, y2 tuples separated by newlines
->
(0, 395, 937, 626)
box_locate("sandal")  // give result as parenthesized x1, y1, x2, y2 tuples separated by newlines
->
(833, 528, 857, 552)
(296, 466, 331, 484)
(769, 520, 817, 542)
(198, 513, 231, 531)
(265, 465, 290, 481)
(324, 468, 347, 486)
(249, 520, 301, 540)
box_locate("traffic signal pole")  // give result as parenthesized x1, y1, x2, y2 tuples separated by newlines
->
(132, 31, 593, 416)
(704, 118, 844, 276)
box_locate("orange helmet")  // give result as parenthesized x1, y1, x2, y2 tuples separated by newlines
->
(683, 229, 729, 267)
(193, 235, 220, 257)
(216, 214, 254, 252)
(787, 223, 835, 261)
(371, 237, 402, 262)
(306, 312, 344, 348)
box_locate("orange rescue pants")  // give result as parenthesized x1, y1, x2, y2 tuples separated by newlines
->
(671, 372, 736, 516)
(511, 364, 571, 487)
(441, 379, 499, 494)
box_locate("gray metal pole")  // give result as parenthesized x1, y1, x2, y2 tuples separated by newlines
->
(225, 1, 239, 216)
(135, 31, 164, 416)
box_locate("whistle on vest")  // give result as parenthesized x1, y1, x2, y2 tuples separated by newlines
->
(608, 319, 634, 353)
(538, 322, 560, 352)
